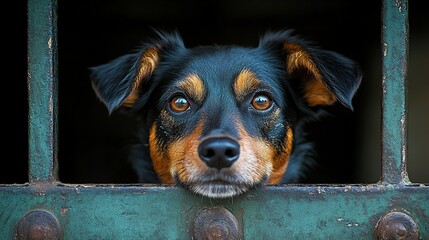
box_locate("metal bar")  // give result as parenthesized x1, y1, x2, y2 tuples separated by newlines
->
(27, 0, 58, 182)
(381, 0, 409, 184)
(0, 185, 428, 239)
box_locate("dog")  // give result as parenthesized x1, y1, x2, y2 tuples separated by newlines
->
(90, 30, 361, 198)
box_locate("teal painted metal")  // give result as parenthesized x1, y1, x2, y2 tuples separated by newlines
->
(381, 0, 409, 184)
(0, 185, 428, 239)
(1, 0, 428, 239)
(27, 0, 59, 182)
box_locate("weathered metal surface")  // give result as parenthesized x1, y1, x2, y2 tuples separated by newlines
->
(15, 209, 62, 240)
(0, 185, 428, 239)
(381, 0, 409, 184)
(376, 211, 419, 240)
(27, 0, 59, 182)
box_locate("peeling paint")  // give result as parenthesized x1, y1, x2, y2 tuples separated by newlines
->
(337, 217, 360, 228)
(395, 0, 405, 12)
(383, 42, 388, 56)
(349, 222, 359, 227)
(317, 187, 326, 194)
(344, 185, 352, 192)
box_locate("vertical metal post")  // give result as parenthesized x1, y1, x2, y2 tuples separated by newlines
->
(27, 0, 58, 182)
(381, 0, 409, 184)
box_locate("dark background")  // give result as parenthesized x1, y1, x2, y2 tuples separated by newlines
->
(3, 1, 428, 184)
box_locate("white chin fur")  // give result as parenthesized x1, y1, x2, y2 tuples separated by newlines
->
(191, 183, 248, 198)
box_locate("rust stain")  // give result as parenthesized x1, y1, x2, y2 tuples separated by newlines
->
(60, 207, 68, 216)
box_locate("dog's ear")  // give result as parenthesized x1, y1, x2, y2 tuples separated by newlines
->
(90, 31, 185, 113)
(259, 30, 362, 110)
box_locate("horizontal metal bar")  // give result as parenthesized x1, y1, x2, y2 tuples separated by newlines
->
(27, 0, 58, 182)
(0, 185, 428, 239)
(381, 0, 409, 184)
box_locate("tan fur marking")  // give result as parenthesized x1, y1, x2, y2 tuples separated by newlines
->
(149, 124, 174, 183)
(304, 77, 337, 106)
(268, 127, 294, 184)
(177, 74, 206, 104)
(149, 120, 206, 184)
(234, 121, 273, 183)
(283, 43, 336, 106)
(123, 47, 159, 107)
(234, 69, 261, 101)
(167, 121, 206, 183)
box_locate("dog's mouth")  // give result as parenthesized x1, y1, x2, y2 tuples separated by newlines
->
(174, 174, 267, 198)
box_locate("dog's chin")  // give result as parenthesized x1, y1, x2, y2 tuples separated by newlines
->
(190, 182, 250, 198)
(174, 175, 267, 198)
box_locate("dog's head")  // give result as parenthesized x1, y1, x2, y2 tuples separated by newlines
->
(90, 30, 361, 198)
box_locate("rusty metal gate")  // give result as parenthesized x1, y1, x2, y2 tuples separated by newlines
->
(1, 0, 428, 239)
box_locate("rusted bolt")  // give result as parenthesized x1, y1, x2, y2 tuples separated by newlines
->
(376, 211, 419, 240)
(193, 207, 239, 240)
(16, 209, 61, 240)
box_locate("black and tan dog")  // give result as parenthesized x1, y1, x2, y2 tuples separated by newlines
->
(90, 30, 361, 198)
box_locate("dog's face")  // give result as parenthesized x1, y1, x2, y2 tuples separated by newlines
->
(91, 31, 361, 198)
(147, 47, 296, 198)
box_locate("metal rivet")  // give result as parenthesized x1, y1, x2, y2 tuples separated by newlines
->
(193, 207, 239, 240)
(376, 211, 419, 240)
(16, 210, 61, 240)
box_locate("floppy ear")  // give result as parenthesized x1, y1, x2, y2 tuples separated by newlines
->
(259, 30, 362, 110)
(90, 31, 185, 113)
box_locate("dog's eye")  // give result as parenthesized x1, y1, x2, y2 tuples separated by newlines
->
(170, 95, 190, 112)
(251, 94, 272, 111)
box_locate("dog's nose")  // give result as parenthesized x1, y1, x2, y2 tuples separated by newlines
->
(198, 137, 240, 170)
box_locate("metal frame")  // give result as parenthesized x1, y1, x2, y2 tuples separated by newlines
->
(0, 0, 427, 239)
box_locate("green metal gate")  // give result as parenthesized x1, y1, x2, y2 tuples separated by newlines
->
(1, 0, 428, 239)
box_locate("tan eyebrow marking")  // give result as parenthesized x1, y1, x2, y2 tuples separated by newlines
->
(233, 69, 261, 101)
(176, 74, 206, 104)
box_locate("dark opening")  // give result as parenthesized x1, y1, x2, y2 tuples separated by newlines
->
(3, 1, 428, 184)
